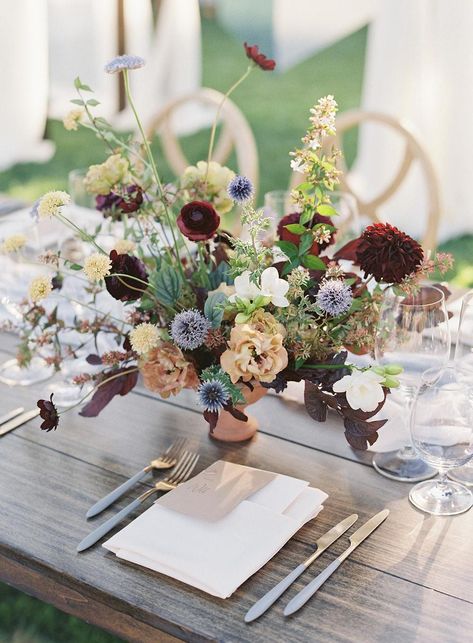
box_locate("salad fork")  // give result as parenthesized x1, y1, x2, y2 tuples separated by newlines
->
(77, 451, 200, 552)
(86, 438, 188, 518)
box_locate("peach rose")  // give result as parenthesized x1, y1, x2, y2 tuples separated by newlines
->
(139, 342, 199, 399)
(220, 324, 288, 384)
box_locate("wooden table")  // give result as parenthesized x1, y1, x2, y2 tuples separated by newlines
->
(0, 333, 472, 643)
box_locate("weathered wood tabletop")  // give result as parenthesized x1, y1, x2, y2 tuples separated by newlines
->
(0, 332, 472, 643)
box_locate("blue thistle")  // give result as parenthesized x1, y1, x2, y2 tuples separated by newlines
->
(316, 280, 353, 316)
(170, 309, 211, 350)
(105, 55, 145, 74)
(198, 379, 230, 412)
(228, 176, 254, 203)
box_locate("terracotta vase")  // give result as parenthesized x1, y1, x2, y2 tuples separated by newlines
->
(210, 381, 268, 443)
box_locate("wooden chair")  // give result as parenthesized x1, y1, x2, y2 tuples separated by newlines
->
(290, 110, 440, 250)
(146, 88, 259, 198)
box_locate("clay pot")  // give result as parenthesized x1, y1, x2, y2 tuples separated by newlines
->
(210, 381, 267, 442)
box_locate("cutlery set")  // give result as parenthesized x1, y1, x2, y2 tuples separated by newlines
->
(0, 406, 39, 436)
(80, 434, 389, 618)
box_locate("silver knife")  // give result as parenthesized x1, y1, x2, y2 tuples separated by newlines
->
(244, 514, 358, 623)
(0, 407, 24, 426)
(284, 509, 389, 616)
(0, 408, 40, 437)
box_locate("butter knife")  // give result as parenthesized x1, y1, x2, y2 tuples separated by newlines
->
(0, 408, 40, 437)
(245, 513, 358, 623)
(0, 407, 24, 426)
(284, 509, 389, 616)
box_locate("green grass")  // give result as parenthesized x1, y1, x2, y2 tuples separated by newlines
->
(0, 14, 472, 643)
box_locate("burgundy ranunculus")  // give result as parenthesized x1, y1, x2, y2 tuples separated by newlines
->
(96, 185, 143, 216)
(105, 250, 149, 301)
(244, 43, 276, 71)
(37, 394, 59, 431)
(356, 222, 424, 284)
(277, 211, 334, 255)
(177, 201, 220, 241)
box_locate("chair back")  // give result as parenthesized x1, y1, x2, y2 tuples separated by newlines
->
(146, 87, 259, 197)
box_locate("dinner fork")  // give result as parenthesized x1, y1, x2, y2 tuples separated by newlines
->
(86, 438, 188, 518)
(77, 451, 200, 552)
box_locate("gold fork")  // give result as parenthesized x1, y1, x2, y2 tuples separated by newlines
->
(77, 451, 200, 552)
(86, 438, 188, 518)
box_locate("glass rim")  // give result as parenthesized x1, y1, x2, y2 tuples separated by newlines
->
(419, 362, 473, 389)
(394, 285, 446, 308)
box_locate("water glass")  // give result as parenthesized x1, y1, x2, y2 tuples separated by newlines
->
(409, 364, 473, 515)
(449, 290, 473, 485)
(373, 285, 451, 481)
(68, 169, 95, 208)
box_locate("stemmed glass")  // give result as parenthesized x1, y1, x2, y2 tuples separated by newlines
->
(449, 290, 473, 485)
(372, 285, 451, 481)
(409, 364, 473, 515)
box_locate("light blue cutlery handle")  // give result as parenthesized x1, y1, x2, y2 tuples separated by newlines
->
(245, 564, 306, 623)
(86, 469, 148, 518)
(284, 558, 342, 616)
(77, 498, 142, 552)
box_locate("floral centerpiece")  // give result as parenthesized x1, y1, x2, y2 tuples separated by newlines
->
(7, 45, 452, 447)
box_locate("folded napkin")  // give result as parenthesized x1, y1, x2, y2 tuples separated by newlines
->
(103, 461, 327, 598)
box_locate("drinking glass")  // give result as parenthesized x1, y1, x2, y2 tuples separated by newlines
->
(68, 169, 95, 208)
(409, 364, 473, 515)
(372, 285, 451, 481)
(449, 290, 473, 485)
(263, 190, 297, 235)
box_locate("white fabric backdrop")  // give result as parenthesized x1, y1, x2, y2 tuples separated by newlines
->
(0, 0, 54, 171)
(354, 0, 473, 242)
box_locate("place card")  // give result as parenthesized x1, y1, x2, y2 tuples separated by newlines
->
(156, 460, 276, 521)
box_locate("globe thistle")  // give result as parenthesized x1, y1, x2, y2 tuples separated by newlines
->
(170, 309, 211, 350)
(130, 323, 161, 355)
(83, 253, 112, 282)
(37, 191, 71, 219)
(198, 379, 230, 413)
(104, 55, 145, 74)
(29, 276, 53, 303)
(227, 176, 254, 203)
(316, 279, 353, 316)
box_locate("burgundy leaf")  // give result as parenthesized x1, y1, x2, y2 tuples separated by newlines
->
(80, 367, 138, 417)
(86, 354, 103, 365)
(344, 417, 388, 450)
(204, 410, 219, 432)
(333, 237, 362, 262)
(225, 404, 248, 422)
(304, 381, 328, 422)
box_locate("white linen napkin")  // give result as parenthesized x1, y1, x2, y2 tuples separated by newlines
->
(103, 468, 327, 599)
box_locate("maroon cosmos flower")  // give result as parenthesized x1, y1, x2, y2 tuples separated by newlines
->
(356, 222, 424, 283)
(96, 185, 143, 216)
(244, 43, 276, 71)
(105, 250, 149, 301)
(37, 394, 59, 431)
(277, 211, 334, 255)
(177, 200, 220, 242)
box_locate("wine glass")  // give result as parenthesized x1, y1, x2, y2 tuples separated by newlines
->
(409, 364, 473, 515)
(449, 290, 473, 485)
(372, 285, 451, 481)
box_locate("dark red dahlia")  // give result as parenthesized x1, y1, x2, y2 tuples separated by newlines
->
(356, 223, 424, 283)
(96, 185, 143, 216)
(277, 211, 334, 255)
(177, 201, 220, 241)
(105, 250, 149, 301)
(244, 43, 276, 71)
(37, 394, 59, 431)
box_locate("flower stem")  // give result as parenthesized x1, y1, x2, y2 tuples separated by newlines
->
(122, 71, 185, 278)
(205, 65, 253, 180)
(55, 211, 106, 254)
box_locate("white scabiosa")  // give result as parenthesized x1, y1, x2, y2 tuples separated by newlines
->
(29, 276, 53, 303)
(1, 234, 27, 253)
(83, 253, 112, 282)
(37, 191, 71, 219)
(114, 239, 136, 254)
(130, 323, 161, 355)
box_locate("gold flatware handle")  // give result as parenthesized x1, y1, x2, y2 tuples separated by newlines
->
(0, 408, 40, 437)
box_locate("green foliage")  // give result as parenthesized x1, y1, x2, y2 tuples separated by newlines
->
(204, 291, 227, 328)
(151, 265, 182, 306)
